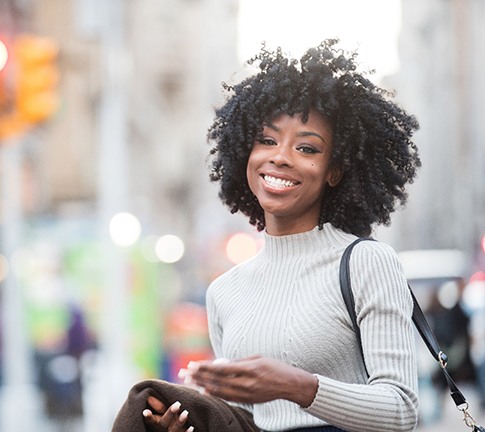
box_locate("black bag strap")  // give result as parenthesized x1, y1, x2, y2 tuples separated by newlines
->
(339, 237, 484, 431)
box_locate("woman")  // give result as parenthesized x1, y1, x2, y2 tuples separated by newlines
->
(142, 39, 421, 432)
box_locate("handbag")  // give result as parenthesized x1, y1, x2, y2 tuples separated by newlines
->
(339, 237, 485, 432)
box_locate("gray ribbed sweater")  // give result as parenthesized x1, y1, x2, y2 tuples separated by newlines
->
(206, 223, 419, 432)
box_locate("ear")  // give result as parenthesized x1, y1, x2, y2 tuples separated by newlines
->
(327, 165, 343, 187)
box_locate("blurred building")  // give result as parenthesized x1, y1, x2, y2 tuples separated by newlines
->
(1, 0, 239, 429)
(1, 0, 239, 236)
(2, 0, 483, 259)
(384, 0, 485, 264)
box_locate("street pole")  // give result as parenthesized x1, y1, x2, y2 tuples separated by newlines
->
(81, 0, 137, 431)
(0, 138, 41, 431)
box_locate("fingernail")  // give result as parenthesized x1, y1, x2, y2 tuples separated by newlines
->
(187, 361, 199, 371)
(178, 368, 189, 378)
(142, 409, 151, 417)
(213, 357, 229, 364)
(179, 409, 189, 422)
(170, 401, 181, 413)
(187, 427, 195, 432)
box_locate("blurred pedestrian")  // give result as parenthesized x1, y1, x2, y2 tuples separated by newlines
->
(37, 305, 96, 432)
(421, 281, 475, 423)
(428, 281, 474, 384)
(116, 39, 421, 432)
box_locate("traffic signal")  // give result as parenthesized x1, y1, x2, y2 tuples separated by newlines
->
(14, 34, 60, 124)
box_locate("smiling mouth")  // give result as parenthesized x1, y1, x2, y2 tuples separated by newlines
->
(263, 175, 298, 188)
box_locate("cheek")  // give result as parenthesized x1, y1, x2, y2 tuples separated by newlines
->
(246, 157, 257, 193)
(313, 168, 331, 194)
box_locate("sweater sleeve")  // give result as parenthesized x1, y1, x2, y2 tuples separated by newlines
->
(304, 241, 419, 432)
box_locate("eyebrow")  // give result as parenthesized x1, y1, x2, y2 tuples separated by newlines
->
(264, 122, 327, 143)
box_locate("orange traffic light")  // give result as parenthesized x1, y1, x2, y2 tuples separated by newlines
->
(14, 34, 60, 124)
(0, 111, 28, 140)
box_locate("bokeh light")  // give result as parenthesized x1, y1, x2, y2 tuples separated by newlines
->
(0, 40, 8, 71)
(463, 272, 485, 312)
(225, 232, 259, 265)
(109, 212, 142, 247)
(155, 234, 185, 263)
(437, 280, 459, 309)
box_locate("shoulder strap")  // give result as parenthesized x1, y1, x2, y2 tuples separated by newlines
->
(339, 237, 468, 409)
(339, 237, 372, 376)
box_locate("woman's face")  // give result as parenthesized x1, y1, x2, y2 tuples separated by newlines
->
(246, 110, 341, 235)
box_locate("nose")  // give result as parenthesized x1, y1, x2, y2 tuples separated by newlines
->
(270, 144, 293, 167)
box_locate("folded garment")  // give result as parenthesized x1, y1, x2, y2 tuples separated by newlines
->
(111, 379, 260, 432)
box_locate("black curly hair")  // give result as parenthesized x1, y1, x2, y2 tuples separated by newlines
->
(207, 39, 420, 237)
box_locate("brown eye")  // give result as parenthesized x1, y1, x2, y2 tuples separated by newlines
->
(297, 145, 320, 154)
(257, 138, 276, 146)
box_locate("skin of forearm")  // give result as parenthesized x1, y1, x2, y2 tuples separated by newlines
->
(283, 366, 319, 408)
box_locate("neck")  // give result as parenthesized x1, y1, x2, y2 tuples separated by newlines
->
(265, 216, 318, 236)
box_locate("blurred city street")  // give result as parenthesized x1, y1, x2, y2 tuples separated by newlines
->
(1, 0, 485, 431)
(416, 385, 485, 432)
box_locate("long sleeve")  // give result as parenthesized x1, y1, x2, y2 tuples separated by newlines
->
(304, 240, 418, 432)
(206, 224, 418, 432)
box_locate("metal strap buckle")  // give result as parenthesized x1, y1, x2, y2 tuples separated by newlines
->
(438, 350, 448, 368)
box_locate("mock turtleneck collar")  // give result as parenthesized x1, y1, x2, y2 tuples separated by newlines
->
(260, 223, 355, 259)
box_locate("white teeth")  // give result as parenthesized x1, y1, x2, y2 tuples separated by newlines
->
(264, 175, 297, 188)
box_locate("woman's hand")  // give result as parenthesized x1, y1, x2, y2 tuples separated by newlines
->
(187, 355, 318, 407)
(142, 396, 194, 432)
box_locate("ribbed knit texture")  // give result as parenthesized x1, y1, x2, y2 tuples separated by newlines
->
(206, 223, 419, 432)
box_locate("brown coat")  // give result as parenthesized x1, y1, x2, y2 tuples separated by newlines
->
(111, 379, 260, 432)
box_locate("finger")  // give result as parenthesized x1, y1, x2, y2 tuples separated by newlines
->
(193, 370, 244, 397)
(179, 368, 198, 387)
(178, 409, 189, 425)
(155, 401, 181, 429)
(186, 357, 230, 374)
(232, 355, 261, 362)
(167, 408, 190, 432)
(147, 395, 167, 413)
(191, 365, 238, 389)
(142, 409, 154, 420)
(143, 408, 163, 428)
(194, 362, 245, 379)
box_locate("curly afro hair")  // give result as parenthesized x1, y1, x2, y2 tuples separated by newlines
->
(207, 39, 420, 237)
